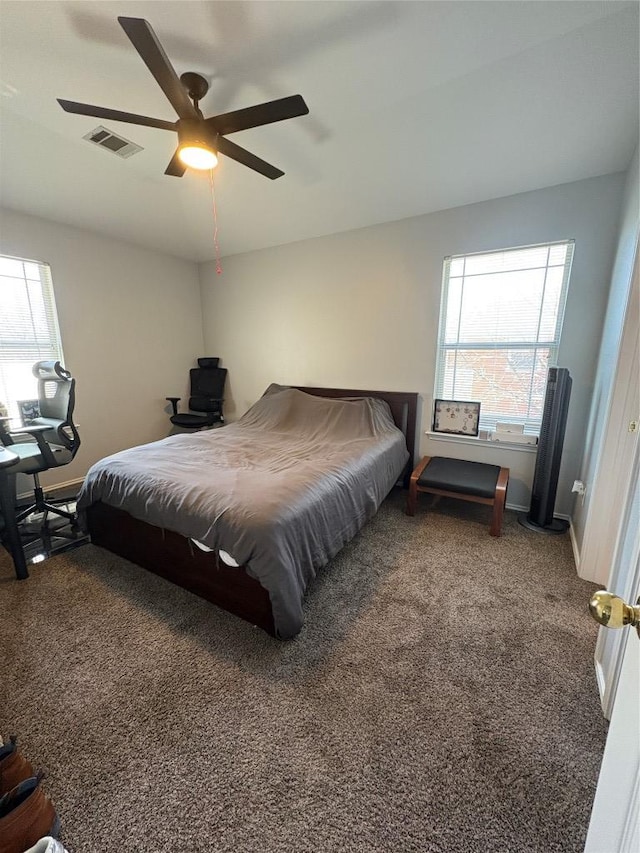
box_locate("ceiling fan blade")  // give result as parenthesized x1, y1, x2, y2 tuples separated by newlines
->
(165, 150, 187, 177)
(216, 136, 284, 180)
(117, 17, 198, 120)
(57, 99, 176, 131)
(206, 95, 309, 136)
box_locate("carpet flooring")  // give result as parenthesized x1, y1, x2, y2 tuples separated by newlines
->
(0, 489, 606, 853)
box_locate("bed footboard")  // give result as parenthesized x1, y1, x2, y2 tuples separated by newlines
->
(86, 501, 276, 636)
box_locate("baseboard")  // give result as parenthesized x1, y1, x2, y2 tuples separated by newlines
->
(17, 476, 85, 501)
(569, 519, 581, 571)
(48, 476, 85, 493)
(594, 658, 606, 706)
(505, 502, 571, 521)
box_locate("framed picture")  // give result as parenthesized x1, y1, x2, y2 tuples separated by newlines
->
(17, 399, 40, 425)
(432, 399, 481, 436)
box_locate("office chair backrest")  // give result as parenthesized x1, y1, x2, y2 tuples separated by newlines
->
(189, 358, 227, 414)
(31, 361, 80, 453)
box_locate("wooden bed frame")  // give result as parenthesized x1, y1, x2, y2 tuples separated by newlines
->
(86, 387, 418, 637)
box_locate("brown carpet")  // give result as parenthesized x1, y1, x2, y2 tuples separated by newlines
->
(0, 490, 606, 853)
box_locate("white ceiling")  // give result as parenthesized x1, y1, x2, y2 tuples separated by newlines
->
(1, 1, 638, 262)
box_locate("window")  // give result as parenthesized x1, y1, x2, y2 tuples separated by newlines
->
(0, 254, 64, 422)
(434, 240, 574, 434)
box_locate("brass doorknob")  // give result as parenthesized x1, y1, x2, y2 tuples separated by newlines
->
(589, 590, 640, 638)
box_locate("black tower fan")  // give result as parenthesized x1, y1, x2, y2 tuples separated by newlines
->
(518, 367, 572, 534)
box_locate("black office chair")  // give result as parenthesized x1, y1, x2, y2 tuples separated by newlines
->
(0, 361, 81, 529)
(166, 358, 227, 429)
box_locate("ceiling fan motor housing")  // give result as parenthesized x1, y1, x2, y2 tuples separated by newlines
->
(177, 119, 219, 151)
(180, 72, 209, 103)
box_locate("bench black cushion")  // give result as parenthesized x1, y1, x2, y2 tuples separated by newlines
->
(417, 457, 501, 499)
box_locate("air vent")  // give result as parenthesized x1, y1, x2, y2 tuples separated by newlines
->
(83, 126, 143, 158)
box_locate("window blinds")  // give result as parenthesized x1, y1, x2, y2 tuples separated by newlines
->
(0, 255, 64, 421)
(434, 240, 574, 434)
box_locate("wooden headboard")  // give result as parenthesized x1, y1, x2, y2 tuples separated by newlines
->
(293, 386, 418, 470)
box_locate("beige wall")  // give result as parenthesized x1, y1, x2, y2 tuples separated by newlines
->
(0, 208, 203, 488)
(0, 171, 628, 516)
(200, 173, 625, 513)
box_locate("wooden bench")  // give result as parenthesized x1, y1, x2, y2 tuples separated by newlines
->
(406, 456, 510, 537)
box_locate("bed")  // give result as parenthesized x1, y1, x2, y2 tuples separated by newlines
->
(79, 384, 418, 639)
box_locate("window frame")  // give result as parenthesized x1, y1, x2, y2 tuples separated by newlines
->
(433, 239, 574, 435)
(0, 253, 65, 423)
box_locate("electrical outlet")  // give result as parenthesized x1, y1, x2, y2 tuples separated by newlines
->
(572, 479, 587, 505)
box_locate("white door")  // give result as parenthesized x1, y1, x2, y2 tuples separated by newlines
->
(584, 469, 639, 852)
(585, 247, 639, 717)
(582, 239, 639, 850)
(584, 619, 639, 852)
(594, 432, 640, 719)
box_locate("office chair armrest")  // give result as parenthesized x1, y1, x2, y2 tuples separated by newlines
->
(10, 424, 58, 467)
(8, 424, 50, 436)
(166, 397, 181, 416)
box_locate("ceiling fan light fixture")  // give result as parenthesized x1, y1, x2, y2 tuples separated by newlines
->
(178, 143, 218, 170)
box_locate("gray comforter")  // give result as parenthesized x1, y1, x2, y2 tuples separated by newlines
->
(77, 385, 409, 638)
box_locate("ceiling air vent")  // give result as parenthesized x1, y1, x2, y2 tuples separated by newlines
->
(83, 126, 143, 158)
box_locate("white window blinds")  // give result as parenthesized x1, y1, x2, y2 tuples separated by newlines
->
(0, 255, 64, 421)
(434, 240, 574, 434)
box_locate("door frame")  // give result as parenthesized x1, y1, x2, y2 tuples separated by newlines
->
(585, 244, 639, 714)
(579, 241, 638, 585)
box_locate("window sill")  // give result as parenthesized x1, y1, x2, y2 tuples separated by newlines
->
(425, 431, 539, 453)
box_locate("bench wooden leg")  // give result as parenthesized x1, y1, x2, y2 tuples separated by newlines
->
(489, 467, 509, 537)
(405, 456, 431, 516)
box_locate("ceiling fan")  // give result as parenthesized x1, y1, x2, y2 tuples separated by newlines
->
(57, 16, 309, 179)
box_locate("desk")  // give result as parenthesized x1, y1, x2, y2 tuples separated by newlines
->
(0, 447, 27, 579)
